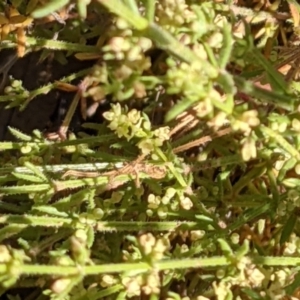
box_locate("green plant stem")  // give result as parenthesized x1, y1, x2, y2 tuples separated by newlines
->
(1, 256, 300, 277)
(0, 257, 228, 276)
(144, 0, 156, 22)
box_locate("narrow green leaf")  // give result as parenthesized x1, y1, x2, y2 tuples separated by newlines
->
(285, 270, 300, 296)
(219, 22, 233, 69)
(32, 206, 69, 218)
(283, 178, 300, 187)
(88, 284, 123, 299)
(234, 76, 294, 111)
(26, 0, 40, 14)
(76, 0, 89, 19)
(278, 157, 298, 182)
(217, 71, 236, 95)
(166, 292, 181, 300)
(228, 203, 271, 231)
(0, 184, 51, 194)
(260, 125, 300, 159)
(252, 48, 288, 92)
(31, 0, 69, 18)
(86, 226, 95, 249)
(235, 240, 250, 259)
(146, 23, 217, 78)
(280, 213, 297, 245)
(8, 127, 32, 141)
(11, 172, 45, 183)
(123, 0, 140, 15)
(217, 238, 233, 256)
(165, 97, 198, 122)
(10, 0, 23, 8)
(267, 168, 279, 210)
(23, 161, 48, 181)
(0, 224, 27, 243)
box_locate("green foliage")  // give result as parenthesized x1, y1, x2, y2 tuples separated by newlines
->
(1, 0, 300, 299)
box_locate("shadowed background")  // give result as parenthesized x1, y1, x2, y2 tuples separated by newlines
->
(0, 49, 95, 140)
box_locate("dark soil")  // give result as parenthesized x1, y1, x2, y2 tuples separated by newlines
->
(0, 49, 94, 141)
